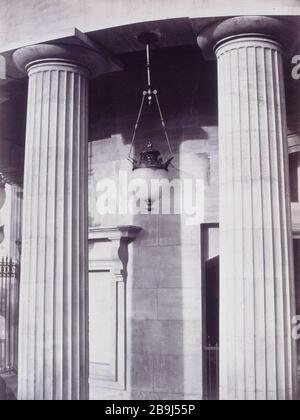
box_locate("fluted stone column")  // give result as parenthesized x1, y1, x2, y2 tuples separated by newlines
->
(13, 45, 91, 400)
(199, 17, 298, 400)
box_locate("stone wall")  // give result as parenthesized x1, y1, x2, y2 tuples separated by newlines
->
(88, 124, 219, 400)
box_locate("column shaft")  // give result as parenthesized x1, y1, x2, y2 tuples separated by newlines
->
(217, 37, 297, 400)
(18, 61, 89, 400)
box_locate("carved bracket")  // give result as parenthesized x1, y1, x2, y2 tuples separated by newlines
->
(89, 225, 141, 281)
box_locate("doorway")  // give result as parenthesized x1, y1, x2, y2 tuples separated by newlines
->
(201, 223, 219, 400)
(203, 255, 219, 400)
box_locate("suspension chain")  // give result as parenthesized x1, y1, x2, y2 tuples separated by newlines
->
(128, 43, 173, 160)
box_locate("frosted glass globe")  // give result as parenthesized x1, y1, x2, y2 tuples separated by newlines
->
(131, 167, 168, 204)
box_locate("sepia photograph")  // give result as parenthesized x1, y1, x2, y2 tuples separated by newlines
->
(0, 0, 300, 404)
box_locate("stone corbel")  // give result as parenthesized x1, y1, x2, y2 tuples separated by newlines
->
(89, 225, 142, 282)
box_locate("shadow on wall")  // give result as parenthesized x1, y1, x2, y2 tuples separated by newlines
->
(127, 142, 207, 399)
(86, 123, 218, 399)
(129, 212, 185, 400)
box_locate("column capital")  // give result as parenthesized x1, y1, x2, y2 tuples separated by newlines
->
(197, 16, 298, 59)
(12, 42, 120, 79)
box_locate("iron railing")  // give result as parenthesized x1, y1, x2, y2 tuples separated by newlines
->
(203, 344, 219, 400)
(0, 258, 19, 374)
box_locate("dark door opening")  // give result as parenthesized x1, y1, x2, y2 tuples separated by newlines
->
(203, 255, 219, 400)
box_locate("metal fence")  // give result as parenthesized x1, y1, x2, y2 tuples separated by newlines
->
(0, 258, 19, 374)
(203, 345, 219, 400)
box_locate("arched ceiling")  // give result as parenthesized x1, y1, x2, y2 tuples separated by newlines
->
(1, 0, 300, 52)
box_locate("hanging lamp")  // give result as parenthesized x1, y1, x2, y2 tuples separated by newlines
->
(128, 32, 174, 212)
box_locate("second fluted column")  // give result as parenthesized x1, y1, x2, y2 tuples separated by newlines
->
(198, 16, 298, 400)
(216, 35, 297, 400)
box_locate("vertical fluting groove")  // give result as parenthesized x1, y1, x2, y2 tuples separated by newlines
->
(59, 68, 66, 400)
(262, 47, 276, 398)
(221, 50, 230, 399)
(28, 71, 37, 398)
(37, 70, 45, 400)
(19, 78, 28, 396)
(62, 69, 69, 400)
(266, 48, 279, 399)
(235, 47, 245, 400)
(260, 48, 268, 396)
(73, 72, 80, 400)
(53, 70, 60, 400)
(63, 70, 71, 400)
(253, 46, 260, 398)
(18, 63, 89, 400)
(46, 69, 56, 400)
(69, 71, 75, 400)
(229, 49, 236, 400)
(261, 46, 276, 399)
(238, 47, 245, 399)
(80, 75, 88, 400)
(78, 74, 83, 399)
(51, 69, 57, 400)
(245, 45, 256, 400)
(255, 46, 267, 399)
(217, 37, 296, 400)
(27, 73, 37, 398)
(238, 47, 247, 400)
(82, 76, 87, 400)
(55, 69, 65, 401)
(270, 49, 285, 399)
(31, 71, 44, 399)
(46, 69, 57, 400)
(39, 70, 50, 400)
(218, 52, 224, 398)
(22, 74, 33, 399)
(44, 70, 52, 398)
(274, 51, 286, 387)
(275, 50, 295, 399)
(65, 70, 72, 399)
(273, 50, 288, 398)
(62, 70, 68, 400)
(19, 72, 33, 399)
